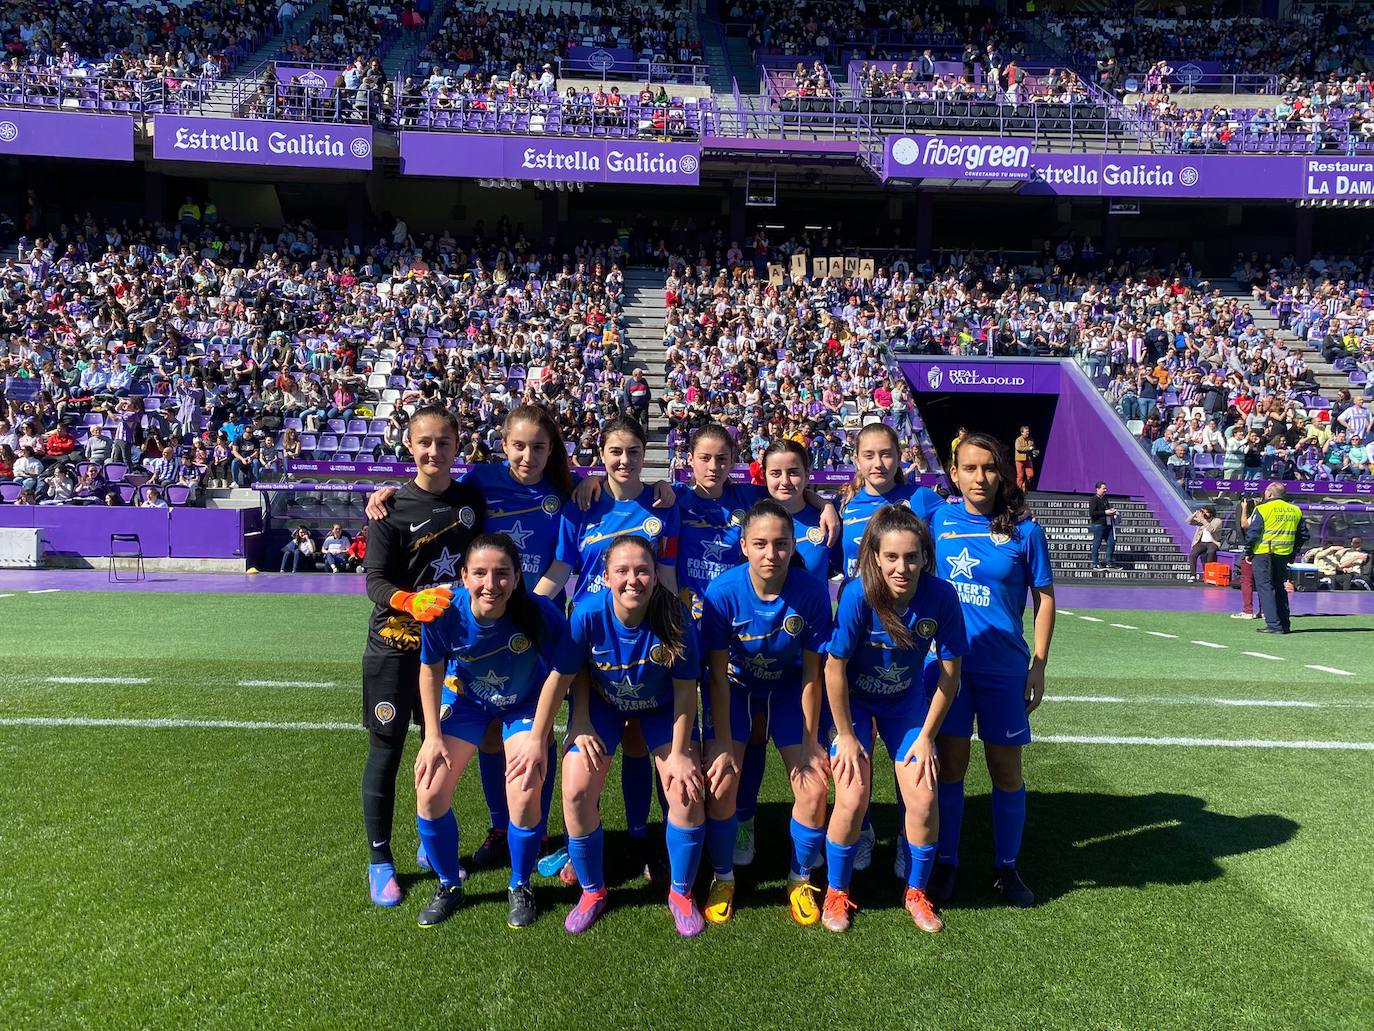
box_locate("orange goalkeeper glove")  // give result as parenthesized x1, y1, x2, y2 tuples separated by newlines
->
(389, 586, 454, 623)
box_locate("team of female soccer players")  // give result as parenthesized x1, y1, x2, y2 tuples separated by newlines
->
(362, 404, 1054, 934)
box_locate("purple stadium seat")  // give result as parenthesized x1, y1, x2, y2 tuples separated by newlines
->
(117, 484, 137, 504)
(326, 419, 347, 434)
(347, 419, 368, 434)
(0, 483, 23, 503)
(165, 485, 193, 506)
(103, 463, 128, 482)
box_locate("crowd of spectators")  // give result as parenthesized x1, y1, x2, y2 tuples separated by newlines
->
(854, 59, 1088, 106)
(276, 0, 419, 68)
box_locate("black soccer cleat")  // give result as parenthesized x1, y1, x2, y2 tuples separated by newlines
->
(507, 884, 537, 929)
(992, 865, 1035, 908)
(927, 861, 959, 904)
(469, 826, 509, 870)
(417, 881, 464, 927)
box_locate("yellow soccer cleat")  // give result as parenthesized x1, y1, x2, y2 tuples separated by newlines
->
(704, 878, 735, 924)
(787, 879, 820, 926)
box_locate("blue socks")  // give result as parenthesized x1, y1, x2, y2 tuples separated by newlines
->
(992, 783, 1027, 869)
(622, 753, 651, 837)
(478, 749, 509, 831)
(507, 820, 543, 889)
(825, 838, 857, 892)
(416, 810, 462, 887)
(736, 740, 767, 823)
(906, 841, 937, 891)
(665, 820, 705, 895)
(705, 816, 737, 880)
(568, 825, 605, 892)
(789, 817, 824, 880)
(936, 778, 965, 866)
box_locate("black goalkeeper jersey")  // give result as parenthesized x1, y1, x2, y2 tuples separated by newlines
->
(363, 479, 486, 654)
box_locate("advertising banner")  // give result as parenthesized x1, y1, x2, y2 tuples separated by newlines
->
(154, 115, 373, 169)
(400, 132, 701, 185)
(900, 358, 1062, 394)
(1187, 477, 1374, 497)
(565, 46, 640, 76)
(0, 109, 133, 161)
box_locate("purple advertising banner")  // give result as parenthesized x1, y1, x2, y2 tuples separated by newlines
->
(565, 46, 640, 75)
(0, 505, 254, 558)
(0, 109, 133, 161)
(273, 64, 339, 89)
(154, 115, 373, 170)
(899, 358, 1062, 394)
(882, 134, 1353, 200)
(1188, 477, 1374, 497)
(400, 132, 701, 185)
(672, 469, 942, 488)
(284, 460, 607, 477)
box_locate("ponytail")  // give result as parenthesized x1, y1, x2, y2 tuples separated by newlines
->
(856, 505, 934, 652)
(606, 535, 687, 663)
(464, 533, 545, 650)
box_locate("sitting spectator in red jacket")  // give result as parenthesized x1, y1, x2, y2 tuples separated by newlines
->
(45, 422, 80, 462)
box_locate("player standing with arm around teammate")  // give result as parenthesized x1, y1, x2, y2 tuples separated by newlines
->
(412, 534, 568, 928)
(360, 405, 484, 907)
(699, 500, 834, 926)
(822, 506, 967, 933)
(928, 433, 1054, 908)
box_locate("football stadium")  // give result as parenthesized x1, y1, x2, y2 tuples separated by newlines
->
(2, 0, 1374, 1027)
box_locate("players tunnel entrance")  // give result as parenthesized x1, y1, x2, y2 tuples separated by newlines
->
(913, 390, 1059, 483)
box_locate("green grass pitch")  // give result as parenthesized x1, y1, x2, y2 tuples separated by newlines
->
(1, 592, 1371, 1029)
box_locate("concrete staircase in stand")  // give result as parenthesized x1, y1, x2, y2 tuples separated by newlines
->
(620, 267, 671, 481)
(1026, 492, 1197, 583)
(1215, 278, 1349, 402)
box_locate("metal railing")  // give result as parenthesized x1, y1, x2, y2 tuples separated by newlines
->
(557, 57, 709, 86)
(1118, 70, 1281, 96)
(0, 71, 214, 114)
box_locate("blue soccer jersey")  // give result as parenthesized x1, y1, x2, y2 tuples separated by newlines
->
(675, 482, 762, 616)
(460, 463, 577, 590)
(419, 587, 567, 709)
(827, 576, 967, 699)
(930, 504, 1053, 676)
(835, 482, 944, 580)
(567, 485, 680, 606)
(553, 589, 700, 713)
(700, 563, 832, 694)
(789, 503, 834, 580)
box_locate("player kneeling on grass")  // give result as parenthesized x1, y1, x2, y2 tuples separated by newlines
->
(413, 533, 567, 929)
(823, 506, 967, 933)
(699, 500, 834, 926)
(529, 534, 707, 937)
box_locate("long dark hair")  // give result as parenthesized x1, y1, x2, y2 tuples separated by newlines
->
(950, 432, 1029, 540)
(463, 533, 545, 650)
(606, 535, 687, 663)
(689, 422, 736, 461)
(839, 422, 906, 507)
(856, 505, 934, 652)
(763, 437, 811, 474)
(600, 414, 646, 450)
(406, 402, 461, 441)
(504, 403, 573, 497)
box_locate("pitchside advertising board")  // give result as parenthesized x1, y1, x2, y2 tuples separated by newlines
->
(153, 115, 374, 170)
(0, 109, 134, 161)
(399, 132, 701, 185)
(900, 358, 1062, 394)
(883, 134, 1374, 200)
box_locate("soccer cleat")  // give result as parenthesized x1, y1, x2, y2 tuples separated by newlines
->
(903, 888, 945, 933)
(893, 842, 909, 881)
(564, 888, 608, 934)
(733, 817, 756, 866)
(537, 841, 571, 879)
(470, 826, 509, 870)
(368, 863, 402, 907)
(1230, 611, 1259, 619)
(821, 888, 857, 933)
(704, 878, 735, 924)
(926, 861, 958, 904)
(558, 860, 578, 886)
(507, 884, 537, 929)
(787, 879, 820, 926)
(417, 881, 464, 927)
(992, 866, 1035, 908)
(416, 843, 431, 872)
(853, 825, 876, 872)
(668, 889, 705, 937)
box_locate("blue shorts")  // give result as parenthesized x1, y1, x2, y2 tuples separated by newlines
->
(439, 691, 538, 746)
(928, 663, 1031, 746)
(568, 694, 697, 757)
(829, 689, 930, 763)
(703, 686, 807, 750)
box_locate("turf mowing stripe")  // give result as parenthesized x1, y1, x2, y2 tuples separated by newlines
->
(1109, 623, 1138, 629)
(1079, 616, 1104, 622)
(1049, 694, 1330, 709)
(1146, 631, 1179, 638)
(44, 676, 151, 685)
(1034, 733, 1374, 751)
(1242, 651, 1285, 661)
(1191, 640, 1227, 649)
(237, 679, 338, 688)
(0, 593, 14, 598)
(1306, 664, 1355, 676)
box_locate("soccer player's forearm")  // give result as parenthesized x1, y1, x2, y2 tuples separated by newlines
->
(418, 662, 445, 737)
(533, 561, 572, 599)
(1032, 587, 1056, 664)
(825, 656, 855, 739)
(924, 660, 961, 738)
(801, 652, 822, 740)
(707, 654, 732, 746)
(530, 671, 573, 742)
(671, 678, 696, 754)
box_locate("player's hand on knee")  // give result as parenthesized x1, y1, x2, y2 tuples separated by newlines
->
(572, 728, 607, 773)
(703, 740, 739, 796)
(506, 734, 547, 790)
(664, 751, 704, 805)
(414, 737, 452, 790)
(831, 734, 867, 789)
(903, 734, 940, 790)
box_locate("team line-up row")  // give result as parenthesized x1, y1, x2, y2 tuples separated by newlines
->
(359, 405, 1054, 936)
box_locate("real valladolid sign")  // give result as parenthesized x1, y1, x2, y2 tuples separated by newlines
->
(153, 116, 373, 170)
(399, 132, 701, 185)
(0, 109, 134, 161)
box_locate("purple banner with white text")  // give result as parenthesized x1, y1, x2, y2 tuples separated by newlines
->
(565, 46, 640, 75)
(899, 358, 1062, 394)
(0, 109, 133, 161)
(1188, 478, 1374, 497)
(882, 134, 1372, 199)
(400, 132, 701, 185)
(154, 115, 373, 169)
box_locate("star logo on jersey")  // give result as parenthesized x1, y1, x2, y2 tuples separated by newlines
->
(876, 663, 910, 688)
(783, 614, 805, 637)
(945, 547, 980, 580)
(916, 618, 939, 639)
(607, 675, 641, 702)
(509, 633, 531, 654)
(643, 517, 663, 537)
(542, 494, 561, 515)
(473, 670, 510, 694)
(699, 536, 731, 563)
(806, 526, 825, 545)
(744, 653, 777, 676)
(428, 547, 462, 580)
(503, 520, 533, 550)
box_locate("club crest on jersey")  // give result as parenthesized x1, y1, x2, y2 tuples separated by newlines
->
(541, 495, 561, 515)
(643, 516, 663, 536)
(730, 509, 746, 526)
(649, 643, 671, 666)
(374, 701, 396, 725)
(458, 506, 475, 528)
(806, 526, 825, 545)
(916, 618, 939, 639)
(439, 703, 452, 722)
(990, 532, 1011, 545)
(509, 633, 531, 654)
(783, 614, 805, 637)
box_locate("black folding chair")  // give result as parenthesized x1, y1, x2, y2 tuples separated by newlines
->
(109, 533, 145, 583)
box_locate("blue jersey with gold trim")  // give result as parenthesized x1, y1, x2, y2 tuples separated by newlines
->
(835, 482, 944, 580)
(460, 463, 576, 590)
(675, 482, 762, 616)
(567, 485, 680, 607)
(700, 564, 832, 695)
(828, 577, 966, 699)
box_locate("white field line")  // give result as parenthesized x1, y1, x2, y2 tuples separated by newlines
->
(0, 716, 357, 731)
(1191, 640, 1227, 649)
(26, 589, 61, 594)
(1306, 665, 1355, 677)
(1146, 631, 1179, 638)
(1241, 652, 1285, 661)
(1108, 623, 1138, 629)
(44, 676, 151, 685)
(1058, 609, 1075, 615)
(0, 593, 15, 599)
(237, 680, 338, 688)
(1046, 694, 1368, 710)
(1031, 733, 1374, 752)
